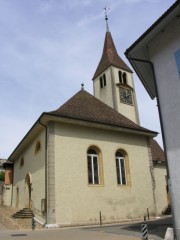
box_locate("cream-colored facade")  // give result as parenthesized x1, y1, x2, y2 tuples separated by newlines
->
(54, 122, 155, 225)
(93, 66, 139, 124)
(8, 115, 168, 226)
(7, 19, 168, 226)
(11, 130, 46, 223)
(154, 166, 168, 215)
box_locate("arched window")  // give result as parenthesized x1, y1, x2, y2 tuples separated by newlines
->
(87, 147, 104, 185)
(122, 72, 127, 84)
(103, 74, 106, 86)
(115, 151, 127, 185)
(100, 76, 103, 89)
(35, 141, 41, 154)
(20, 157, 24, 168)
(99, 74, 106, 89)
(87, 149, 99, 184)
(119, 71, 122, 83)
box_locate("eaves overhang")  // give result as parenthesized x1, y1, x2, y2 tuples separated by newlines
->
(8, 112, 157, 161)
(125, 1, 180, 99)
(44, 112, 158, 137)
(8, 114, 45, 161)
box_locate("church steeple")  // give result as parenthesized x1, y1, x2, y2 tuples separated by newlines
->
(92, 19, 132, 80)
(92, 15, 140, 124)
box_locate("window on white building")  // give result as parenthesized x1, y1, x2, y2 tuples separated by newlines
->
(175, 49, 180, 78)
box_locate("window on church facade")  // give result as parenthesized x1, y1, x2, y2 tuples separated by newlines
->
(103, 74, 106, 86)
(115, 151, 127, 185)
(100, 76, 103, 88)
(99, 74, 106, 89)
(20, 157, 24, 168)
(119, 71, 128, 84)
(119, 71, 123, 83)
(123, 72, 127, 84)
(87, 147, 103, 185)
(35, 141, 41, 154)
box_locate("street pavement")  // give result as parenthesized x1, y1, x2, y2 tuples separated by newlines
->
(84, 216, 172, 240)
(0, 216, 172, 240)
(0, 228, 141, 240)
(0, 221, 141, 240)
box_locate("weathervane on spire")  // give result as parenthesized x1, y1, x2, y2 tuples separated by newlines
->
(103, 7, 110, 32)
(81, 83, 84, 90)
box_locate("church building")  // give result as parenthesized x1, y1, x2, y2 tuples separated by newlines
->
(2, 16, 168, 226)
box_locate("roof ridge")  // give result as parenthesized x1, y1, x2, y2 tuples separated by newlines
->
(48, 89, 156, 135)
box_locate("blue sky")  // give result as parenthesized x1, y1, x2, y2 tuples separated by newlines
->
(0, 0, 176, 158)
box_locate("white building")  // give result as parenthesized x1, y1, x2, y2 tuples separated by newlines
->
(125, 1, 180, 238)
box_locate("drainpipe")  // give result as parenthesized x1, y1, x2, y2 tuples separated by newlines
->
(125, 56, 176, 238)
(38, 119, 48, 225)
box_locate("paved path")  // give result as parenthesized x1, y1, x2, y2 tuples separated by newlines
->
(0, 228, 142, 240)
(0, 222, 7, 230)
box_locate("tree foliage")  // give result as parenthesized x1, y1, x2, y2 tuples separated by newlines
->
(0, 171, 5, 181)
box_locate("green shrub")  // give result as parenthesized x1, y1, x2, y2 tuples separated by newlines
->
(0, 171, 5, 181)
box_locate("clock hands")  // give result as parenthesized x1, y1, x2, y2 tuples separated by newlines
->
(120, 88, 132, 104)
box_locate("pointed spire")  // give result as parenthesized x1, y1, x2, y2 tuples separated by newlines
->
(92, 13, 133, 80)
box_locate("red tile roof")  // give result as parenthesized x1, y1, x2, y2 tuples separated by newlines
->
(93, 31, 132, 80)
(48, 89, 156, 135)
(150, 139, 165, 162)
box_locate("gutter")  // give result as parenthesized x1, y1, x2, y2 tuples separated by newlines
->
(45, 112, 157, 137)
(124, 55, 157, 99)
(38, 119, 48, 225)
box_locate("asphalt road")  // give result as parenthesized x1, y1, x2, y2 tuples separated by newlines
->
(0, 216, 172, 240)
(0, 228, 141, 240)
(83, 216, 173, 240)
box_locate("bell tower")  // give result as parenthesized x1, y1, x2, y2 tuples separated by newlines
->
(92, 13, 140, 124)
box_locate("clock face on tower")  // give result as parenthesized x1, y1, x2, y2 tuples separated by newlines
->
(120, 88, 133, 105)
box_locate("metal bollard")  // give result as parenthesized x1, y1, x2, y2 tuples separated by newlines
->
(99, 211, 102, 226)
(141, 217, 148, 240)
(32, 216, 36, 230)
